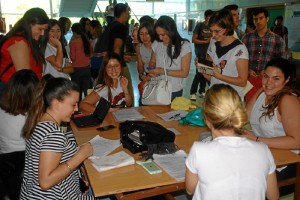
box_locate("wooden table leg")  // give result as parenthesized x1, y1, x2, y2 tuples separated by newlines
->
(294, 162, 300, 200)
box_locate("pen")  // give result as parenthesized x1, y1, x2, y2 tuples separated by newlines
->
(169, 113, 180, 120)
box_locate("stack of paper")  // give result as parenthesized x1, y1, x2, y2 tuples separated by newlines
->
(112, 108, 145, 122)
(91, 151, 135, 172)
(153, 150, 187, 181)
(89, 135, 121, 158)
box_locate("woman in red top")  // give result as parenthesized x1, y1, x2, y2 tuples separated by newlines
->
(0, 7, 49, 84)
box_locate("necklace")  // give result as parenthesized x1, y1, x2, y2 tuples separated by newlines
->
(46, 112, 60, 125)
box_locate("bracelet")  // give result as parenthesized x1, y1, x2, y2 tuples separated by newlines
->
(64, 162, 72, 173)
(166, 69, 170, 75)
(256, 136, 260, 142)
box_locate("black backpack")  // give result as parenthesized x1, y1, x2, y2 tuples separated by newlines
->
(119, 120, 175, 153)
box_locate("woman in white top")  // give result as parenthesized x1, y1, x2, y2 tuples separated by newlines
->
(149, 15, 191, 100)
(185, 84, 279, 200)
(197, 9, 248, 100)
(244, 57, 300, 196)
(42, 19, 73, 78)
(79, 52, 133, 114)
(0, 70, 38, 199)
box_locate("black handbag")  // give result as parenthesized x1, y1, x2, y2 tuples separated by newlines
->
(119, 120, 176, 154)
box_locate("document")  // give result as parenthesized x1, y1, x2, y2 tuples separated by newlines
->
(112, 108, 145, 122)
(89, 135, 121, 158)
(156, 110, 188, 121)
(242, 81, 253, 95)
(153, 150, 187, 181)
(91, 151, 135, 172)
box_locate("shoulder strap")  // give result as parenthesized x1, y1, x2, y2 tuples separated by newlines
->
(0, 62, 13, 80)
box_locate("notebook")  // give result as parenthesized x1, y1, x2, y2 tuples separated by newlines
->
(72, 97, 111, 127)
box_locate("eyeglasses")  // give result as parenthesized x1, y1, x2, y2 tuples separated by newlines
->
(107, 65, 121, 71)
(210, 28, 225, 35)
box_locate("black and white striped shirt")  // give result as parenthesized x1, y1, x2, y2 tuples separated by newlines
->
(20, 121, 94, 200)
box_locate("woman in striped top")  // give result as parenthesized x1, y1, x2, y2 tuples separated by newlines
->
(20, 75, 94, 199)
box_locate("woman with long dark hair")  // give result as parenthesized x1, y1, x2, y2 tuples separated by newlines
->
(148, 15, 191, 100)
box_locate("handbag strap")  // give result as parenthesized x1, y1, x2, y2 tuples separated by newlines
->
(162, 45, 168, 79)
(0, 62, 13, 80)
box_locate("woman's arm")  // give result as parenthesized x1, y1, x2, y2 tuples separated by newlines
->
(120, 76, 133, 107)
(185, 167, 198, 195)
(79, 91, 100, 114)
(38, 142, 93, 190)
(213, 58, 248, 87)
(8, 40, 31, 70)
(266, 172, 279, 200)
(46, 38, 64, 71)
(148, 52, 191, 78)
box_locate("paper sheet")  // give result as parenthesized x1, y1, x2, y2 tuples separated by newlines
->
(112, 108, 145, 122)
(89, 135, 121, 158)
(91, 151, 135, 172)
(156, 110, 188, 121)
(153, 150, 187, 181)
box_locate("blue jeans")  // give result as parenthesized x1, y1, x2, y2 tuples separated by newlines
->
(171, 89, 183, 101)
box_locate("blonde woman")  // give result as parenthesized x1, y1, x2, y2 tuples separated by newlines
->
(185, 84, 278, 200)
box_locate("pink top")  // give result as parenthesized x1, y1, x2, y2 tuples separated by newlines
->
(69, 39, 91, 68)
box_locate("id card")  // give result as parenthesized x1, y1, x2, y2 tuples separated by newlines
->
(136, 160, 162, 174)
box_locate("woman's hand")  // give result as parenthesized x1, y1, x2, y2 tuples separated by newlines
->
(120, 76, 128, 90)
(78, 142, 93, 159)
(212, 63, 220, 78)
(148, 67, 163, 77)
(242, 129, 257, 141)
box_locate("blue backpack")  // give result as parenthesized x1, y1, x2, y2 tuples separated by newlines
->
(178, 108, 206, 127)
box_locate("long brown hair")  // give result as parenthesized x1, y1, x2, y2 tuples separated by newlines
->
(22, 75, 79, 139)
(95, 52, 122, 103)
(261, 58, 299, 119)
(0, 69, 38, 115)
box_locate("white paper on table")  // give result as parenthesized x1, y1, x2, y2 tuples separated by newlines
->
(112, 108, 145, 122)
(89, 135, 121, 158)
(91, 151, 135, 172)
(156, 110, 188, 121)
(153, 150, 187, 181)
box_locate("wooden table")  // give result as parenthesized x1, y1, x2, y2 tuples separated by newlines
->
(71, 106, 300, 200)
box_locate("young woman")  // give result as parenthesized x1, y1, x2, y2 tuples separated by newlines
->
(42, 19, 73, 79)
(69, 22, 93, 100)
(198, 9, 249, 100)
(20, 75, 94, 199)
(185, 84, 279, 200)
(0, 70, 38, 200)
(79, 52, 133, 114)
(244, 57, 300, 196)
(148, 15, 191, 100)
(0, 7, 49, 92)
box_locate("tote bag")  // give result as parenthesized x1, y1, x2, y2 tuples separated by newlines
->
(141, 49, 172, 105)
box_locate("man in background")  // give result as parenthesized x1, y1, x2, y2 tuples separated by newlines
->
(243, 7, 284, 102)
(271, 16, 289, 53)
(190, 9, 213, 100)
(95, 3, 134, 99)
(224, 4, 245, 40)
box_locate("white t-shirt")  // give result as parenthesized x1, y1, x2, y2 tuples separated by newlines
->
(153, 41, 191, 92)
(43, 43, 70, 79)
(95, 77, 126, 107)
(0, 108, 26, 153)
(186, 136, 276, 200)
(207, 38, 249, 100)
(139, 40, 158, 73)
